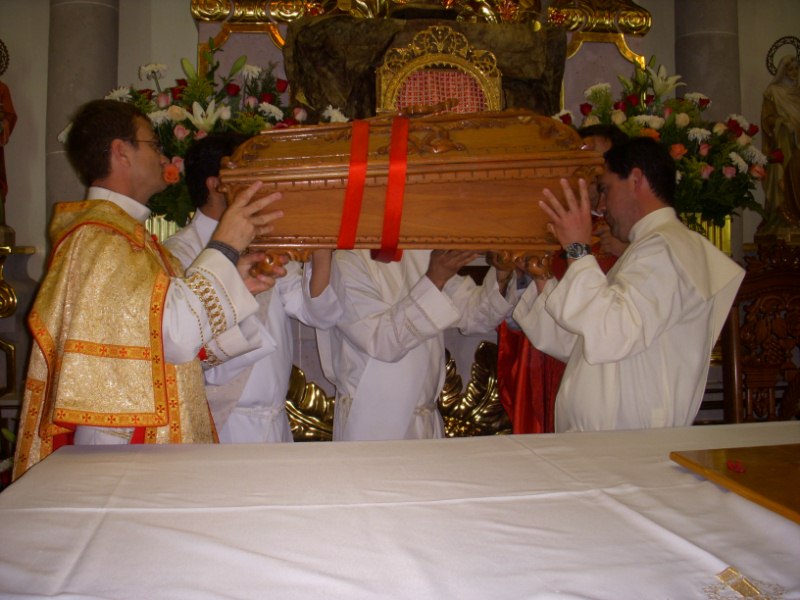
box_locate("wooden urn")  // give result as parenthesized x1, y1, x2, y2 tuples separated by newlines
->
(218, 109, 603, 270)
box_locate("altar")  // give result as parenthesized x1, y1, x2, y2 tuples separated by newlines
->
(1, 422, 798, 598)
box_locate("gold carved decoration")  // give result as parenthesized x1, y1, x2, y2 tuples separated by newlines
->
(547, 0, 651, 68)
(376, 26, 503, 114)
(285, 365, 335, 441)
(439, 342, 511, 437)
(190, 0, 543, 50)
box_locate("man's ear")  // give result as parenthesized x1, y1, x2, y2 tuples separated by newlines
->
(109, 138, 131, 167)
(205, 175, 220, 195)
(629, 167, 644, 191)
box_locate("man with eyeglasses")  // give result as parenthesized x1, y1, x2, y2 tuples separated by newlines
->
(13, 99, 284, 479)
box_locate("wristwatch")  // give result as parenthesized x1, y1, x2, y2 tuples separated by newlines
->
(565, 242, 592, 261)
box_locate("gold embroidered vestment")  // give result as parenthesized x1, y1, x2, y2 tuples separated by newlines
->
(13, 201, 215, 479)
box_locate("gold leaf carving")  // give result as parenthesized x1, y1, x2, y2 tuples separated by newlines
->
(285, 365, 335, 441)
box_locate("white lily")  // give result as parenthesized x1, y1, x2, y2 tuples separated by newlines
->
(186, 100, 230, 132)
(647, 64, 685, 97)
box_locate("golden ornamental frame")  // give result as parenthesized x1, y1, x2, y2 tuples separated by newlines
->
(375, 26, 503, 114)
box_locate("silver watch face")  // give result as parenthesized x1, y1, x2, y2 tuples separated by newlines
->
(565, 243, 591, 260)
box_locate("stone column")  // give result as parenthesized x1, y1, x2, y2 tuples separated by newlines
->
(675, 0, 743, 261)
(45, 0, 119, 220)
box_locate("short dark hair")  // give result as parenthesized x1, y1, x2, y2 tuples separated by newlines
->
(603, 137, 676, 205)
(578, 124, 628, 149)
(184, 132, 249, 209)
(65, 99, 146, 187)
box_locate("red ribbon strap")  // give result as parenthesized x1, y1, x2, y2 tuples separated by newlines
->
(337, 119, 370, 249)
(371, 116, 409, 263)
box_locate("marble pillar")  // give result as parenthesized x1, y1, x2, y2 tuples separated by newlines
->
(675, 0, 744, 261)
(46, 0, 120, 221)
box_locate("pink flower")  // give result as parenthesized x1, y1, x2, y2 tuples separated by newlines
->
(244, 95, 258, 109)
(171, 156, 184, 174)
(156, 92, 171, 108)
(722, 165, 737, 179)
(173, 124, 190, 140)
(700, 164, 715, 179)
(663, 106, 673, 118)
(194, 130, 207, 141)
(292, 107, 308, 123)
(699, 143, 711, 157)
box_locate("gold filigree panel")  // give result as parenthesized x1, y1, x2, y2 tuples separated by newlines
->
(376, 26, 503, 113)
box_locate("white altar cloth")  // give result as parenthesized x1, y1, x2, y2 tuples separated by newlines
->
(1, 422, 798, 599)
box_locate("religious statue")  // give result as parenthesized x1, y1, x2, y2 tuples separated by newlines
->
(0, 38, 17, 246)
(759, 39, 800, 237)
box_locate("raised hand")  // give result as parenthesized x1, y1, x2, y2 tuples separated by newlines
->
(538, 178, 593, 250)
(211, 181, 284, 253)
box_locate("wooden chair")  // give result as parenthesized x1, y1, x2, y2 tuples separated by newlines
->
(721, 242, 800, 422)
(376, 25, 503, 115)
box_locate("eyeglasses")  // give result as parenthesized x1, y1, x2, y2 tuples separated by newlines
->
(131, 138, 164, 155)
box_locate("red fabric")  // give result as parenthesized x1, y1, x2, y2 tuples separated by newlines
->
(371, 116, 408, 263)
(498, 247, 618, 433)
(338, 120, 370, 249)
(397, 69, 487, 113)
(130, 427, 146, 444)
(50, 431, 75, 453)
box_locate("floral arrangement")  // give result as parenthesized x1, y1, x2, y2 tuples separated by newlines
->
(554, 57, 770, 229)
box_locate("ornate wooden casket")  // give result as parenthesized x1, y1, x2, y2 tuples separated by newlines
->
(219, 109, 602, 267)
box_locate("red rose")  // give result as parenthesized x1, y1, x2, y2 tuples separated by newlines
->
(726, 118, 744, 137)
(275, 117, 299, 129)
(769, 149, 784, 164)
(138, 88, 154, 100)
(276, 79, 289, 93)
(626, 94, 640, 107)
(579, 102, 593, 116)
(558, 113, 572, 126)
(170, 86, 183, 101)
(644, 94, 655, 106)
(613, 100, 627, 111)
(175, 79, 188, 87)
(259, 92, 275, 104)
(747, 124, 759, 137)
(225, 83, 241, 96)
(698, 97, 711, 109)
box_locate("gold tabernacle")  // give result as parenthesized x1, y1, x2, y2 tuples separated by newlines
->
(218, 109, 603, 271)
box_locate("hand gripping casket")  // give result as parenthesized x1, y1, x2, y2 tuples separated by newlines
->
(218, 109, 603, 268)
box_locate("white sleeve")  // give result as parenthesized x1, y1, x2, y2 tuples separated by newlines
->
(513, 278, 577, 362)
(277, 261, 343, 330)
(331, 253, 462, 363)
(162, 248, 260, 365)
(444, 267, 513, 336)
(542, 237, 699, 365)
